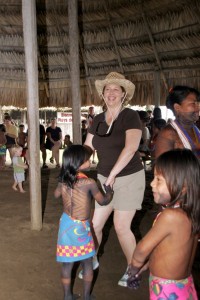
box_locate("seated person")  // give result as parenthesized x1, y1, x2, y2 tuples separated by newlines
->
(63, 134, 73, 148)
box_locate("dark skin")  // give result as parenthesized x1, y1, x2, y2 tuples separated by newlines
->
(129, 170, 198, 281)
(55, 160, 113, 300)
(155, 93, 200, 158)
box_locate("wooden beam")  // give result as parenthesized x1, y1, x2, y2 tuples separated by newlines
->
(68, 0, 81, 144)
(52, 3, 71, 73)
(103, 0, 124, 74)
(140, 4, 169, 91)
(154, 71, 161, 106)
(79, 35, 93, 96)
(52, 2, 93, 99)
(38, 49, 50, 99)
(22, 0, 42, 230)
(0, 106, 2, 123)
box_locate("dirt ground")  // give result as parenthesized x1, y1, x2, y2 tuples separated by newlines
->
(0, 162, 199, 300)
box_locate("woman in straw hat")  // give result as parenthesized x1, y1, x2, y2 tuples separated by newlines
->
(79, 72, 145, 287)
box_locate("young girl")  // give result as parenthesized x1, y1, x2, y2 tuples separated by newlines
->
(54, 144, 113, 300)
(128, 149, 200, 299)
(11, 145, 28, 193)
(0, 124, 7, 170)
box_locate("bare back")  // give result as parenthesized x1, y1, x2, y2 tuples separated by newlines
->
(155, 125, 185, 158)
(136, 208, 198, 279)
(155, 124, 200, 158)
(55, 177, 112, 221)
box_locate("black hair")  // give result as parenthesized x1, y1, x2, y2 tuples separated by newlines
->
(65, 134, 70, 139)
(153, 118, 166, 130)
(58, 144, 90, 188)
(138, 110, 150, 121)
(166, 85, 200, 113)
(155, 149, 200, 234)
(19, 124, 25, 128)
(153, 107, 162, 120)
(0, 123, 6, 132)
(4, 115, 11, 121)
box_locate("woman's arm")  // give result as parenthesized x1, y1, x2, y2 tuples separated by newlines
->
(84, 132, 95, 151)
(59, 130, 62, 142)
(105, 128, 141, 186)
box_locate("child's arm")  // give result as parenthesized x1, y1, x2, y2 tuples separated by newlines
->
(90, 179, 114, 205)
(130, 209, 172, 269)
(15, 162, 28, 169)
(54, 182, 62, 198)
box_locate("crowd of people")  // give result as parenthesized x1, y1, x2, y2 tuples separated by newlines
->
(1, 73, 200, 299)
(0, 105, 97, 171)
(52, 73, 200, 300)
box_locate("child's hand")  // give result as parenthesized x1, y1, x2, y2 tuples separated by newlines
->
(127, 274, 141, 290)
(103, 184, 114, 197)
(127, 265, 141, 290)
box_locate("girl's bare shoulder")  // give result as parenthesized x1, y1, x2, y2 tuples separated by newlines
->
(158, 124, 178, 139)
(161, 207, 190, 225)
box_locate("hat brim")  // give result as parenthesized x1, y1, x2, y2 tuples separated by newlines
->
(95, 78, 135, 101)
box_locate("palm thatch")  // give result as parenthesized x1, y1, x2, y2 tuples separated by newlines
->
(0, 0, 200, 108)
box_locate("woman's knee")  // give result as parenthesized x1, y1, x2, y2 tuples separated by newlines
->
(114, 217, 132, 235)
(92, 219, 104, 235)
(92, 209, 112, 234)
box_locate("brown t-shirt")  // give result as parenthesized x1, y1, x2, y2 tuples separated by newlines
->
(89, 108, 143, 177)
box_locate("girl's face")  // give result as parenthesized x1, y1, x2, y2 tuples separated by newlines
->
(150, 169, 171, 205)
(174, 92, 199, 122)
(15, 148, 22, 157)
(103, 84, 125, 108)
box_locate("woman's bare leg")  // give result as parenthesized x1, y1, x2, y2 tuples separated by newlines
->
(52, 143, 60, 165)
(92, 205, 113, 248)
(113, 210, 136, 264)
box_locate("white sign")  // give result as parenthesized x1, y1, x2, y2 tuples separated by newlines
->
(57, 112, 72, 124)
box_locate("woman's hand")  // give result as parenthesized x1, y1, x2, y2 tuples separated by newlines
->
(105, 174, 116, 188)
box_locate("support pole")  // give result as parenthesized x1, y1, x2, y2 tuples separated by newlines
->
(154, 71, 161, 107)
(0, 106, 2, 123)
(22, 0, 42, 230)
(68, 0, 81, 144)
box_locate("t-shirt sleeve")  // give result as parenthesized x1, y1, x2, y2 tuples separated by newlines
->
(88, 115, 100, 135)
(122, 109, 142, 131)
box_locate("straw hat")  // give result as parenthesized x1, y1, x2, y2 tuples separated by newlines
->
(95, 72, 135, 101)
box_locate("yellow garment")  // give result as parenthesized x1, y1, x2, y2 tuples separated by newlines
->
(5, 124, 18, 138)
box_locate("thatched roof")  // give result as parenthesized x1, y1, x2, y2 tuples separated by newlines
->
(0, 0, 200, 108)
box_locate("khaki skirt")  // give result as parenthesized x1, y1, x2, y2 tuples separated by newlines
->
(96, 169, 145, 211)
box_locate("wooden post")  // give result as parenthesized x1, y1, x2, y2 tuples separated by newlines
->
(22, 0, 42, 230)
(68, 0, 81, 144)
(0, 106, 2, 123)
(154, 71, 161, 107)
